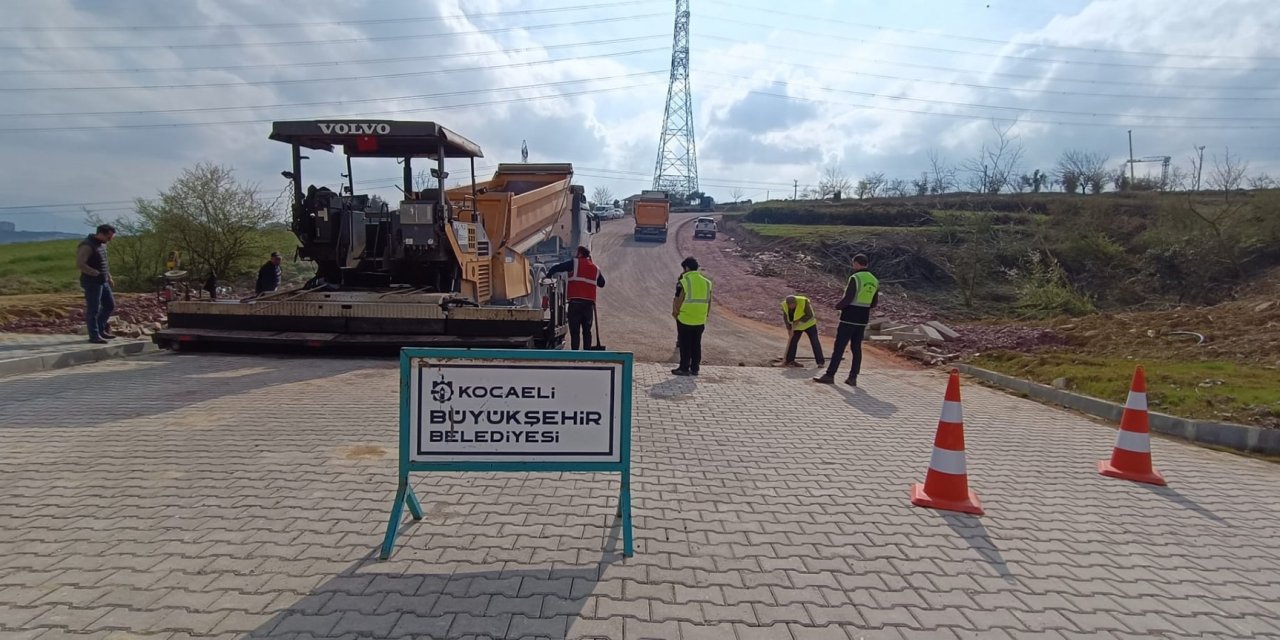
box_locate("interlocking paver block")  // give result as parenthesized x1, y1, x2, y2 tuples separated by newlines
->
(330, 611, 402, 636)
(1, 357, 1278, 640)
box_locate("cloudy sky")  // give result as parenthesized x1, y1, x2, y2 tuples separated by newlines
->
(2, 0, 1278, 232)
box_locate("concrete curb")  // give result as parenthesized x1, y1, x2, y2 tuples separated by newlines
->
(0, 340, 159, 379)
(955, 364, 1280, 457)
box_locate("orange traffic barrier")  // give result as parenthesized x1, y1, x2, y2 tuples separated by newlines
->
(911, 369, 984, 515)
(1098, 366, 1166, 486)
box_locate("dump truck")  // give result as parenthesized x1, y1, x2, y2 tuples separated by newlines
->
(633, 191, 671, 242)
(153, 119, 583, 351)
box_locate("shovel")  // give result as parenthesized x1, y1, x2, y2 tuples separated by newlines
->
(587, 302, 608, 351)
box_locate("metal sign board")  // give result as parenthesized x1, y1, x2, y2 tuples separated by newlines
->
(409, 358, 623, 463)
(381, 348, 634, 559)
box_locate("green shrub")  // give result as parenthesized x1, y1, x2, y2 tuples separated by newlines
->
(1014, 250, 1095, 317)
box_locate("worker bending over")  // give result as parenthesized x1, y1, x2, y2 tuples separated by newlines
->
(547, 246, 605, 349)
(781, 294, 825, 368)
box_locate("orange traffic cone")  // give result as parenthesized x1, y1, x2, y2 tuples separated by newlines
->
(1098, 366, 1166, 486)
(911, 369, 983, 515)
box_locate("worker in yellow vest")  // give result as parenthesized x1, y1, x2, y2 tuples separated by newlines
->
(781, 295, 825, 368)
(814, 253, 878, 386)
(671, 257, 712, 376)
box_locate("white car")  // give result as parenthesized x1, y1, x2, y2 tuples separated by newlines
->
(592, 205, 613, 220)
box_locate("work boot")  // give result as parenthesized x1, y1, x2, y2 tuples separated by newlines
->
(100, 332, 117, 339)
(812, 374, 835, 384)
(782, 361, 803, 368)
(844, 377, 857, 387)
(89, 337, 109, 344)
(671, 368, 691, 376)
(815, 359, 826, 368)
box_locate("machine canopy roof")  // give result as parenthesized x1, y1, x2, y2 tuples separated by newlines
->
(269, 119, 484, 159)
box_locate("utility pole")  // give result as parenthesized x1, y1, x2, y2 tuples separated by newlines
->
(793, 179, 798, 199)
(1127, 130, 1136, 189)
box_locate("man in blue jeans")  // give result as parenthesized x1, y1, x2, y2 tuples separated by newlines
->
(75, 224, 117, 344)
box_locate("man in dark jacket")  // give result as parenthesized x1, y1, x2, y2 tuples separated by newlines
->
(255, 252, 283, 296)
(74, 224, 117, 344)
(546, 246, 605, 349)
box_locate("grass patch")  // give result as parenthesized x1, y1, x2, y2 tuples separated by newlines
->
(0, 239, 81, 295)
(0, 230, 307, 296)
(971, 351, 1280, 428)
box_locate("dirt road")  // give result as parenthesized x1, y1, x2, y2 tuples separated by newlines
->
(588, 213, 817, 367)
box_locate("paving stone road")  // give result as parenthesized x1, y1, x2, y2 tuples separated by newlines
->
(1, 353, 1279, 639)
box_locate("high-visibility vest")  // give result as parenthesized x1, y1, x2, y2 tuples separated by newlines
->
(566, 258, 599, 302)
(782, 295, 817, 331)
(677, 271, 712, 326)
(849, 270, 879, 307)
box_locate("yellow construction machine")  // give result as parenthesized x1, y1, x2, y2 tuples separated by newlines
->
(153, 120, 585, 351)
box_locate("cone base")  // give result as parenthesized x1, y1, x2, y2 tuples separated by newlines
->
(1098, 460, 1166, 486)
(911, 483, 984, 515)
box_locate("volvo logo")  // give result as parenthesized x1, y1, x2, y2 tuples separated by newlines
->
(318, 122, 391, 135)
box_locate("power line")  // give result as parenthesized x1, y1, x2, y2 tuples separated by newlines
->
(699, 49, 1280, 103)
(704, 0, 1280, 62)
(0, 1, 659, 32)
(710, 17, 1280, 73)
(0, 82, 662, 133)
(577, 165, 796, 188)
(703, 71, 1280, 123)
(0, 71, 668, 118)
(0, 13, 666, 51)
(701, 82, 1280, 130)
(1, 48, 666, 92)
(697, 35, 1280, 93)
(0, 35, 666, 75)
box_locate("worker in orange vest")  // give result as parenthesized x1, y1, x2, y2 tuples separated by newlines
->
(546, 246, 606, 349)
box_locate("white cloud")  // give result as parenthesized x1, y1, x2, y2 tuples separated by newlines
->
(0, 0, 1277, 230)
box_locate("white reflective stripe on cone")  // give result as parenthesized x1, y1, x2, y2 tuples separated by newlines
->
(939, 400, 963, 424)
(1114, 429, 1151, 453)
(928, 447, 967, 475)
(1125, 390, 1148, 411)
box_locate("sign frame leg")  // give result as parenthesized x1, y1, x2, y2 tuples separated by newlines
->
(379, 475, 423, 560)
(620, 468, 633, 557)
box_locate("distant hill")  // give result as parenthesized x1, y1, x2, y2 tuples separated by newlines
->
(0, 230, 84, 245)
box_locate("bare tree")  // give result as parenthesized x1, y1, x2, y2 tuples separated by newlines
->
(1189, 145, 1207, 191)
(1209, 148, 1249, 203)
(926, 149, 956, 194)
(911, 172, 930, 196)
(729, 187, 746, 203)
(885, 178, 910, 198)
(1054, 149, 1109, 195)
(854, 172, 886, 199)
(818, 165, 854, 199)
(1247, 173, 1276, 189)
(959, 121, 1025, 194)
(1166, 165, 1189, 191)
(591, 186, 614, 208)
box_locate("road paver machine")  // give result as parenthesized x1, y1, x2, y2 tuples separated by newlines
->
(153, 119, 583, 351)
